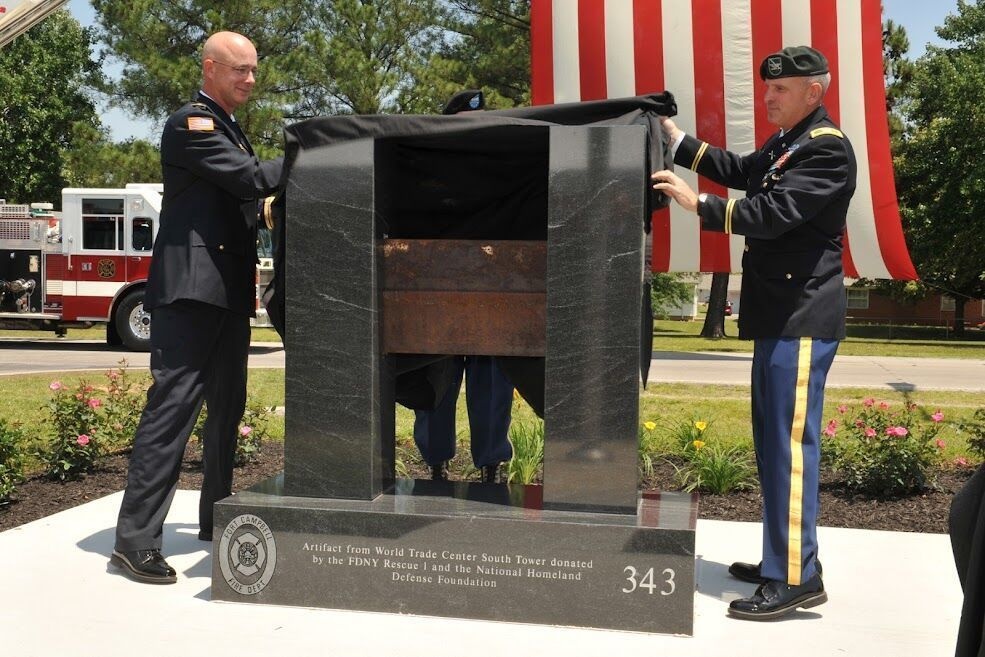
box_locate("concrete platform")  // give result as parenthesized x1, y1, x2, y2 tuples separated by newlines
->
(0, 490, 963, 657)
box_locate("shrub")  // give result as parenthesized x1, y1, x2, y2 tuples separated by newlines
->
(667, 416, 711, 456)
(958, 408, 985, 461)
(639, 420, 660, 479)
(37, 380, 102, 481)
(507, 417, 544, 485)
(824, 399, 945, 496)
(0, 418, 26, 503)
(99, 359, 147, 450)
(192, 399, 274, 467)
(673, 441, 757, 494)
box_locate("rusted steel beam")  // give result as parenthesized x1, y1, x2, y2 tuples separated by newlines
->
(381, 290, 546, 356)
(380, 239, 546, 292)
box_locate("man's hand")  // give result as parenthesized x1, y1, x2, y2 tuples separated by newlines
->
(659, 116, 683, 142)
(651, 170, 699, 213)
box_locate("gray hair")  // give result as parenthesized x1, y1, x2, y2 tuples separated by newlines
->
(807, 72, 832, 96)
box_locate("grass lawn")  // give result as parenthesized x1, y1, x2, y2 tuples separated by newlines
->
(4, 366, 981, 473)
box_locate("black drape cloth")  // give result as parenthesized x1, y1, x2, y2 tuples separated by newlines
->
(950, 463, 985, 657)
(263, 93, 677, 414)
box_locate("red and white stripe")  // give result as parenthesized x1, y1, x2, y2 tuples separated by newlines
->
(531, 0, 918, 280)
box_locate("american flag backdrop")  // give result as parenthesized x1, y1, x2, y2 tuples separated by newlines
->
(530, 0, 918, 280)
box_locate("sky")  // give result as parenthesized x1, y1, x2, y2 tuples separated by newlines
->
(66, 0, 961, 142)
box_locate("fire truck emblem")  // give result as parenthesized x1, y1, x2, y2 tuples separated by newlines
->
(96, 259, 116, 278)
(218, 514, 277, 596)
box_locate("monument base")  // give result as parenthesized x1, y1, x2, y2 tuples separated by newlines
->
(212, 475, 697, 635)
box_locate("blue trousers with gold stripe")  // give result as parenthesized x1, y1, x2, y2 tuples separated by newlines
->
(752, 337, 839, 585)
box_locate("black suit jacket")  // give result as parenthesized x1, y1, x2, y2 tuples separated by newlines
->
(675, 106, 856, 340)
(146, 92, 283, 316)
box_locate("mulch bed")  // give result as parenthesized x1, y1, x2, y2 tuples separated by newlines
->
(0, 440, 973, 534)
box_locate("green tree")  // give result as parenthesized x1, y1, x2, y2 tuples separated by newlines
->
(0, 11, 103, 203)
(893, 0, 985, 334)
(883, 18, 915, 143)
(91, 0, 443, 154)
(408, 0, 531, 113)
(91, 0, 315, 157)
(62, 124, 161, 188)
(651, 273, 694, 320)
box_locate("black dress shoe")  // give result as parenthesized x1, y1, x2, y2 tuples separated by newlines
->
(728, 559, 823, 584)
(728, 574, 827, 620)
(111, 549, 177, 584)
(481, 463, 503, 483)
(198, 530, 213, 542)
(430, 462, 448, 481)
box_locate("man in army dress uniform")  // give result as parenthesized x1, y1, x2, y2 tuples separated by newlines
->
(111, 31, 283, 584)
(652, 46, 856, 619)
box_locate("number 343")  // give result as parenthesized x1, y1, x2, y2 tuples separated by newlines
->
(622, 566, 676, 595)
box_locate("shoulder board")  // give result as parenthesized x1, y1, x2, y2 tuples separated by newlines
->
(190, 102, 210, 110)
(810, 127, 844, 139)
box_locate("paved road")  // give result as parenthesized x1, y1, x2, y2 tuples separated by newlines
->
(647, 350, 985, 391)
(0, 339, 285, 376)
(1, 339, 983, 391)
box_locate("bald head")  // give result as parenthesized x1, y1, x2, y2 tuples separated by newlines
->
(201, 31, 258, 115)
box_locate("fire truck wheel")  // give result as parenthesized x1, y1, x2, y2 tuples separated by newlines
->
(115, 290, 152, 352)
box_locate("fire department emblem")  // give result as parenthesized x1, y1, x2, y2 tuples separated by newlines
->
(96, 259, 116, 279)
(218, 514, 277, 596)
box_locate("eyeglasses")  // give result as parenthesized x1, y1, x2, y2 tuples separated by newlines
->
(209, 59, 258, 78)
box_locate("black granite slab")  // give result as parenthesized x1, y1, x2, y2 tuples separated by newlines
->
(284, 139, 394, 499)
(213, 476, 697, 635)
(543, 126, 645, 514)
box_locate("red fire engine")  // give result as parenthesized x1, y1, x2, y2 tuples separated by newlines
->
(0, 185, 273, 351)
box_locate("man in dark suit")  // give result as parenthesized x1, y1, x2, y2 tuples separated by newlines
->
(653, 46, 856, 619)
(111, 31, 282, 584)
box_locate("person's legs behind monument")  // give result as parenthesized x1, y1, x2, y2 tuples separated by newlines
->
(464, 356, 514, 483)
(413, 357, 466, 481)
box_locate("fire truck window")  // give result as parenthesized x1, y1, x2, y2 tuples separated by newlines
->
(132, 218, 153, 251)
(81, 198, 125, 251)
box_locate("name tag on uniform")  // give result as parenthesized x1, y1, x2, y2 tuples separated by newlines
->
(187, 116, 215, 131)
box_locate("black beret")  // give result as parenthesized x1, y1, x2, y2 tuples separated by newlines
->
(759, 46, 829, 80)
(442, 89, 485, 115)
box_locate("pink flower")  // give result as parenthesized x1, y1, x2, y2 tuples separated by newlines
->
(863, 398, 875, 407)
(75, 393, 83, 400)
(239, 425, 253, 437)
(822, 424, 837, 437)
(955, 457, 969, 467)
(854, 419, 865, 428)
(931, 410, 944, 423)
(76, 434, 90, 446)
(935, 439, 946, 449)
(837, 405, 847, 414)
(49, 381, 63, 391)
(83, 385, 94, 393)
(88, 398, 102, 409)
(864, 427, 877, 438)
(878, 402, 889, 410)
(885, 426, 909, 437)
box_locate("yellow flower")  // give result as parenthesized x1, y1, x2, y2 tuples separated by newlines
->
(693, 440, 706, 450)
(694, 421, 707, 432)
(643, 421, 656, 431)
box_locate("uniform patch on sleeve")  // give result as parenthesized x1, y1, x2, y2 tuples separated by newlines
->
(187, 116, 215, 131)
(810, 127, 844, 139)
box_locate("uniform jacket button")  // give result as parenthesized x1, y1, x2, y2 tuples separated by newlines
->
(785, 273, 792, 279)
(219, 244, 225, 251)
(743, 245, 750, 252)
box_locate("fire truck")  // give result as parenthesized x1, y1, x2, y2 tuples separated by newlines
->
(0, 185, 274, 351)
